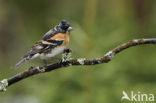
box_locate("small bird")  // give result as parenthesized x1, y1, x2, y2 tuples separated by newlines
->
(14, 20, 72, 69)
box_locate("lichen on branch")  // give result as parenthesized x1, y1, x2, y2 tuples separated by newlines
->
(0, 38, 156, 92)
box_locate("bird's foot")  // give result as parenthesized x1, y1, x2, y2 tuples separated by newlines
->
(61, 48, 72, 62)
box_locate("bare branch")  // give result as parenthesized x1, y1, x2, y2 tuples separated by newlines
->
(0, 38, 156, 91)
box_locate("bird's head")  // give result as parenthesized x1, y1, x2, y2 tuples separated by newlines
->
(59, 20, 72, 32)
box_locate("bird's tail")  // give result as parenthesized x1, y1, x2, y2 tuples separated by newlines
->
(13, 57, 29, 69)
(13, 52, 39, 69)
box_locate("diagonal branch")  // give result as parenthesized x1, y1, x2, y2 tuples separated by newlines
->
(0, 38, 156, 91)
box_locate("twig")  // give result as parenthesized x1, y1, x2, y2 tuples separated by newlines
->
(0, 38, 156, 91)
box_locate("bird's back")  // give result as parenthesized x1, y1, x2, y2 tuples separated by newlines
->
(14, 20, 72, 69)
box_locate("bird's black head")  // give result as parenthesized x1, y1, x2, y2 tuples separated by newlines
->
(59, 20, 72, 32)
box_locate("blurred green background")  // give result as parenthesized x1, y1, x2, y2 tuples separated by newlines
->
(0, 0, 156, 103)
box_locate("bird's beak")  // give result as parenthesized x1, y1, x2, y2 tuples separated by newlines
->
(68, 26, 73, 31)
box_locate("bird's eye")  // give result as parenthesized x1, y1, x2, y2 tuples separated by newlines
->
(59, 20, 71, 30)
(62, 25, 69, 30)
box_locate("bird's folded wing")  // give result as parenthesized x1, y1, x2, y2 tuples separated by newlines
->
(39, 39, 64, 53)
(14, 38, 64, 69)
(23, 40, 64, 58)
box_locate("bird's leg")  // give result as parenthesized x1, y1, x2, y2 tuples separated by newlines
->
(61, 48, 72, 63)
(43, 60, 47, 68)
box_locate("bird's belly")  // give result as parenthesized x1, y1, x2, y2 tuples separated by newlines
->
(39, 46, 65, 59)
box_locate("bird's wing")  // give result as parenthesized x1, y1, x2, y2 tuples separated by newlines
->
(41, 25, 62, 41)
(24, 39, 64, 58)
(38, 32, 66, 54)
(42, 29, 56, 40)
(39, 40, 64, 54)
(42, 25, 66, 41)
(14, 40, 64, 69)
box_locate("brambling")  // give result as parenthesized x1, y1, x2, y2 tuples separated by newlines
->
(14, 20, 72, 69)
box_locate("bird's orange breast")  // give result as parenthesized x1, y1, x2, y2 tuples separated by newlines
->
(50, 32, 70, 46)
